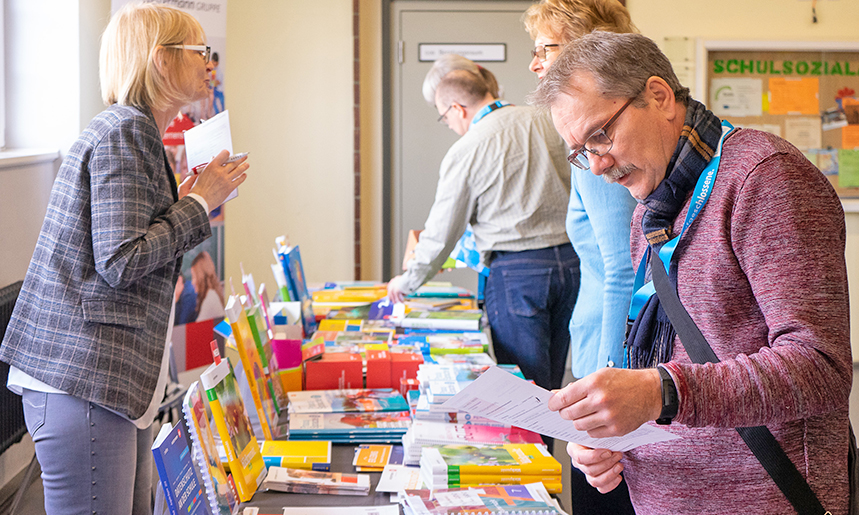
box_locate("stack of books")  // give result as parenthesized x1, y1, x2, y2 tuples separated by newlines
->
(397, 309, 484, 331)
(400, 482, 564, 514)
(413, 363, 524, 426)
(259, 440, 332, 471)
(262, 467, 370, 496)
(401, 421, 544, 466)
(398, 332, 488, 356)
(288, 411, 411, 444)
(419, 443, 562, 494)
(287, 389, 411, 444)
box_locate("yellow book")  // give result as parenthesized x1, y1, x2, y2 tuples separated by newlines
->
(259, 440, 332, 471)
(312, 289, 384, 303)
(422, 443, 562, 476)
(199, 358, 266, 502)
(352, 444, 392, 471)
(225, 295, 280, 440)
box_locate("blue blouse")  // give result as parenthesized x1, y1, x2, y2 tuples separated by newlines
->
(565, 160, 637, 378)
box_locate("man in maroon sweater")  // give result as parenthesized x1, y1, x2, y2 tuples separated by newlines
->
(531, 31, 852, 514)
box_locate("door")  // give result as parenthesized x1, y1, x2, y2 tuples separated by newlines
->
(389, 0, 538, 292)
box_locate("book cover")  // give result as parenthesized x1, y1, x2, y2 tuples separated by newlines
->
(420, 444, 561, 476)
(259, 440, 331, 471)
(279, 243, 317, 337)
(405, 422, 544, 451)
(402, 483, 561, 514)
(244, 301, 288, 410)
(287, 389, 409, 414)
(200, 358, 267, 502)
(288, 411, 412, 435)
(400, 310, 483, 331)
(352, 444, 392, 471)
(183, 382, 239, 515)
(151, 422, 209, 515)
(262, 467, 370, 496)
(225, 295, 281, 440)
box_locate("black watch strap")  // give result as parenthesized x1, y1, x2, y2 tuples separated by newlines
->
(656, 365, 678, 425)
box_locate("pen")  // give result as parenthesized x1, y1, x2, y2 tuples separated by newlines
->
(191, 152, 248, 175)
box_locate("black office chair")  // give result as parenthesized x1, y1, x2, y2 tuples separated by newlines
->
(0, 281, 39, 515)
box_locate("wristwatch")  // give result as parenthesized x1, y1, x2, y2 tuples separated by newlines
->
(656, 365, 678, 425)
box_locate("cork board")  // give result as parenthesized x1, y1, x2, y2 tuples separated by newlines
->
(703, 43, 859, 198)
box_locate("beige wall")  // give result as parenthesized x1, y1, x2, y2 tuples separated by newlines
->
(628, 0, 859, 42)
(224, 1, 355, 290)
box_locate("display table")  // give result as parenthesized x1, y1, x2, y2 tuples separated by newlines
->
(241, 444, 403, 513)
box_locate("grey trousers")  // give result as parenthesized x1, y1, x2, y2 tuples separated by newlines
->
(22, 389, 154, 515)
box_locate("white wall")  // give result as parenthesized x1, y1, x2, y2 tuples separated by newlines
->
(223, 1, 355, 291)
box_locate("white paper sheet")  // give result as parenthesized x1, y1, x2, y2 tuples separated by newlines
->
(182, 110, 238, 205)
(375, 464, 424, 493)
(441, 366, 680, 452)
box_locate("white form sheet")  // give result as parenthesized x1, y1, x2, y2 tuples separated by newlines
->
(441, 366, 680, 452)
(183, 110, 238, 205)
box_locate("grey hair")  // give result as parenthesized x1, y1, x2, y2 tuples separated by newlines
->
(529, 31, 690, 109)
(435, 69, 492, 109)
(422, 54, 501, 105)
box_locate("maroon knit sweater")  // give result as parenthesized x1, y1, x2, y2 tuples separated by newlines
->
(625, 129, 851, 514)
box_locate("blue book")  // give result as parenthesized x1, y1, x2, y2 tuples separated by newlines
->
(276, 242, 317, 337)
(151, 422, 210, 515)
(285, 245, 317, 336)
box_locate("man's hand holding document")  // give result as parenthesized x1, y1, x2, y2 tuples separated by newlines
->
(441, 366, 679, 452)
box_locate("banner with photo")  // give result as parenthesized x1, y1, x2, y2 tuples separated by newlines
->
(112, 0, 229, 371)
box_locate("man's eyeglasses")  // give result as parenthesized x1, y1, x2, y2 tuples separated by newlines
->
(530, 44, 560, 62)
(437, 103, 465, 123)
(567, 97, 635, 169)
(166, 44, 211, 63)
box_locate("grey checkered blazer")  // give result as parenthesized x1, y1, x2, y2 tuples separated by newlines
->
(0, 104, 212, 419)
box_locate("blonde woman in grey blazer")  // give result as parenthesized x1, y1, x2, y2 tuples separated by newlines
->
(0, 4, 248, 514)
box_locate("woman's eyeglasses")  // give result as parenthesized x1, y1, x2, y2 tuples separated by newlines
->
(530, 44, 560, 62)
(166, 44, 211, 64)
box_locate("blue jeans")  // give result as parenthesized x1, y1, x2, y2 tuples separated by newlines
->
(484, 243, 579, 392)
(22, 389, 154, 515)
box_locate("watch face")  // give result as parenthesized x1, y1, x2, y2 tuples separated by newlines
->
(657, 366, 678, 422)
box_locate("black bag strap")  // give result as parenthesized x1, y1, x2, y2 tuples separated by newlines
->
(650, 250, 828, 515)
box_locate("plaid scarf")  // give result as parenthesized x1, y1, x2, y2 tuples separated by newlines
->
(627, 99, 724, 369)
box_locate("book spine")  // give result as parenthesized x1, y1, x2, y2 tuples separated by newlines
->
(400, 318, 479, 331)
(182, 401, 222, 515)
(152, 452, 179, 515)
(450, 464, 562, 475)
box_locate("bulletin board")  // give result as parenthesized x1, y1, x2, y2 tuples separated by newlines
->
(697, 41, 859, 198)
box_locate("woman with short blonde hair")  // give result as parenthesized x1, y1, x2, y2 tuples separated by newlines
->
(1, 3, 248, 513)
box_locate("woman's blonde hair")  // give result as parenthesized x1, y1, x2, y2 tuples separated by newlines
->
(523, 0, 636, 44)
(100, 2, 206, 111)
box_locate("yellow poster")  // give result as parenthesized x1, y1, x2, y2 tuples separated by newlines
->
(768, 78, 819, 115)
(842, 125, 859, 150)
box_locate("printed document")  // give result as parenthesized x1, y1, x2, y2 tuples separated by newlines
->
(183, 110, 238, 205)
(442, 366, 680, 452)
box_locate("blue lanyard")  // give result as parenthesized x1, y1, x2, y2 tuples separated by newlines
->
(471, 100, 510, 126)
(627, 121, 734, 323)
